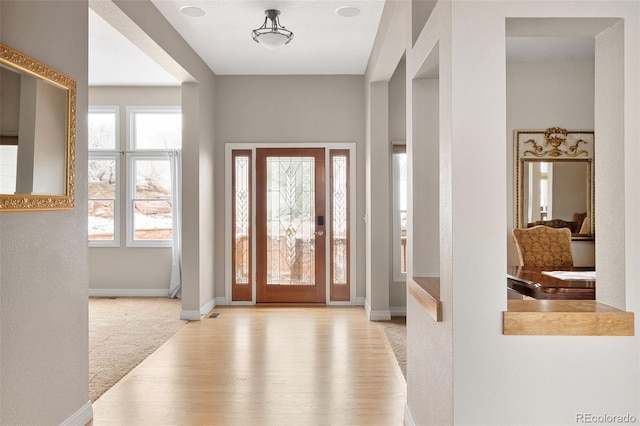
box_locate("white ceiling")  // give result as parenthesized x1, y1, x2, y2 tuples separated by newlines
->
(150, 0, 386, 75)
(89, 9, 179, 86)
(88, 3, 596, 86)
(88, 0, 385, 85)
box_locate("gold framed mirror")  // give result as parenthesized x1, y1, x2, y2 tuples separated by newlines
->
(0, 43, 76, 211)
(514, 127, 594, 240)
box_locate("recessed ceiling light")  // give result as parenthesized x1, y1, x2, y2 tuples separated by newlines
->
(180, 6, 205, 18)
(335, 6, 360, 18)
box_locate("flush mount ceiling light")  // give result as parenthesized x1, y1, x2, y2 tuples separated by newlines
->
(251, 9, 294, 49)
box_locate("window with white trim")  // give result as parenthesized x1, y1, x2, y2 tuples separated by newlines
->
(88, 107, 120, 246)
(126, 107, 181, 247)
(392, 144, 407, 280)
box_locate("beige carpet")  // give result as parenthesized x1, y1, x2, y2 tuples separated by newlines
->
(380, 316, 407, 380)
(89, 297, 187, 402)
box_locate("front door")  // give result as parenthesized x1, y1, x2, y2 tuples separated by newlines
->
(255, 148, 326, 303)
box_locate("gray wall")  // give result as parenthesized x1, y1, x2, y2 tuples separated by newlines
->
(214, 75, 366, 302)
(368, 1, 639, 425)
(106, 0, 217, 317)
(552, 161, 589, 221)
(450, 5, 635, 425)
(389, 59, 407, 143)
(0, 0, 90, 423)
(388, 58, 408, 312)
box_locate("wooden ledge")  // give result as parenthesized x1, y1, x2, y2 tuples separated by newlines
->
(504, 300, 634, 336)
(409, 277, 442, 322)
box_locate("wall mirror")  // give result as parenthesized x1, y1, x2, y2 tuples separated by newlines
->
(514, 127, 594, 240)
(0, 43, 75, 211)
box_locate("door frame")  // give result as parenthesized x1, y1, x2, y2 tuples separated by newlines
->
(225, 142, 357, 305)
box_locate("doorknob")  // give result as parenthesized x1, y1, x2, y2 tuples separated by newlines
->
(314, 230, 325, 236)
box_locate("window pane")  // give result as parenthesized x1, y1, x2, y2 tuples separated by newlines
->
(394, 152, 408, 276)
(89, 200, 115, 240)
(134, 200, 172, 240)
(88, 159, 116, 199)
(135, 160, 172, 199)
(266, 157, 315, 285)
(234, 155, 250, 285)
(133, 112, 181, 150)
(398, 153, 407, 210)
(88, 111, 117, 150)
(0, 145, 18, 194)
(332, 155, 348, 285)
(401, 211, 407, 273)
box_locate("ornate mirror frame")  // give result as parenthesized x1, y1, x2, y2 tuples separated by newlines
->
(0, 43, 76, 211)
(514, 127, 595, 241)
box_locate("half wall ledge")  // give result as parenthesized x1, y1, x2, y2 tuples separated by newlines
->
(504, 300, 634, 336)
(409, 277, 442, 322)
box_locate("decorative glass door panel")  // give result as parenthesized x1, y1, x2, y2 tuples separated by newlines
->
(256, 148, 325, 303)
(232, 150, 252, 301)
(330, 150, 350, 301)
(266, 156, 316, 285)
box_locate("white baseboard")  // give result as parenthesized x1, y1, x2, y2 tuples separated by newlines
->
(181, 298, 216, 321)
(364, 298, 391, 321)
(219, 297, 364, 307)
(200, 298, 216, 316)
(60, 401, 93, 426)
(230, 301, 254, 306)
(369, 309, 392, 321)
(89, 289, 170, 297)
(327, 301, 353, 306)
(180, 309, 202, 320)
(404, 403, 416, 426)
(390, 306, 407, 316)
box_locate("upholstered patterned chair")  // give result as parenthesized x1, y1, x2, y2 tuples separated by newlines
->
(512, 225, 574, 268)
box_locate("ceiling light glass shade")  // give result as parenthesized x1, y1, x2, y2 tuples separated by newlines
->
(253, 32, 291, 49)
(252, 9, 294, 49)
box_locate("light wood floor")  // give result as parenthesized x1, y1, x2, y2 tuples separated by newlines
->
(90, 306, 406, 426)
